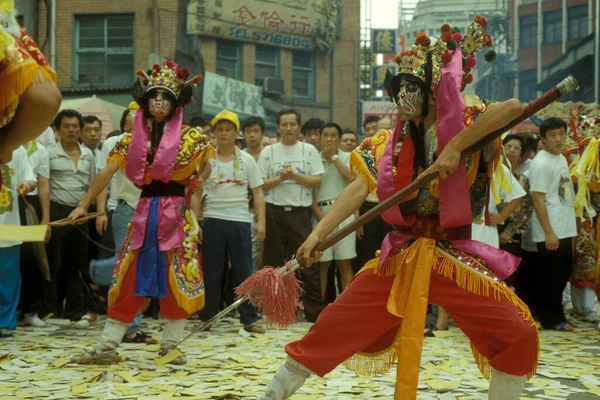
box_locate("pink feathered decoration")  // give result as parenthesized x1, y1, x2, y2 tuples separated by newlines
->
(235, 261, 303, 328)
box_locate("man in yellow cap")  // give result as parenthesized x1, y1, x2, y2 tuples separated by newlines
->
(196, 109, 267, 333)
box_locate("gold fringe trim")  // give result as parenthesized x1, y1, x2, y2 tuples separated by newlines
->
(346, 246, 540, 381)
(107, 250, 135, 307)
(0, 60, 56, 113)
(342, 328, 402, 376)
(435, 247, 540, 381)
(350, 150, 377, 195)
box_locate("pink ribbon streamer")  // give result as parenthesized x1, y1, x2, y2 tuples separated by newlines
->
(436, 50, 472, 227)
(126, 107, 184, 186)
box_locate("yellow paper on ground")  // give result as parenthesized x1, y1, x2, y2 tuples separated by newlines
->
(156, 348, 183, 365)
(51, 358, 68, 368)
(0, 224, 47, 242)
(71, 384, 88, 395)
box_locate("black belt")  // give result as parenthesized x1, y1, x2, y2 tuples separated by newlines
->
(317, 200, 335, 207)
(140, 181, 185, 198)
(267, 203, 311, 212)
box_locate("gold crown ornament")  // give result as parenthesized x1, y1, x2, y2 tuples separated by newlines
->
(575, 114, 600, 145)
(393, 15, 496, 92)
(135, 60, 202, 99)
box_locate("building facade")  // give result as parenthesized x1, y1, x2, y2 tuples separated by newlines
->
(509, 0, 597, 103)
(398, 0, 512, 100)
(27, 1, 359, 134)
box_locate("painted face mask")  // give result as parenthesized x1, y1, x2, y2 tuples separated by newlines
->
(148, 89, 173, 119)
(394, 76, 424, 120)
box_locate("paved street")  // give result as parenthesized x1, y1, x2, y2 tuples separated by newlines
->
(0, 315, 599, 399)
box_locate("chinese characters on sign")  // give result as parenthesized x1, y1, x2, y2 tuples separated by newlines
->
(371, 29, 396, 54)
(187, 0, 338, 51)
(202, 71, 266, 118)
(371, 65, 396, 91)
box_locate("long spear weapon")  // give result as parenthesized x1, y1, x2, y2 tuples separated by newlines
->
(160, 75, 580, 363)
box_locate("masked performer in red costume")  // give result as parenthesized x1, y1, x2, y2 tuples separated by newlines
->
(259, 17, 538, 400)
(0, 0, 60, 166)
(69, 60, 212, 365)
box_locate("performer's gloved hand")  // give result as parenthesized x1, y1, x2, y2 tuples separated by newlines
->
(297, 233, 323, 268)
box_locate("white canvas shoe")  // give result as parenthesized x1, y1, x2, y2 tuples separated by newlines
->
(24, 313, 46, 327)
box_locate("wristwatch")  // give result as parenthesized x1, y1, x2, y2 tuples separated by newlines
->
(331, 155, 339, 162)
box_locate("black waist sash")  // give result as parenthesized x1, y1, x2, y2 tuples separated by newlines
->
(140, 181, 185, 198)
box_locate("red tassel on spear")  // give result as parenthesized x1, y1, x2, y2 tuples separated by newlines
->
(161, 75, 579, 359)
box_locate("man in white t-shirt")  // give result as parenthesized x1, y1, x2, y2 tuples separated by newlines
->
(529, 117, 577, 331)
(258, 109, 324, 322)
(0, 147, 36, 337)
(201, 109, 266, 333)
(471, 164, 526, 248)
(311, 123, 355, 301)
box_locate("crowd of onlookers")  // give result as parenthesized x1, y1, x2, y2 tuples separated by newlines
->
(0, 105, 598, 340)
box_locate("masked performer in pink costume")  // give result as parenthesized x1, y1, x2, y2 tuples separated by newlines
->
(70, 61, 212, 365)
(259, 17, 538, 400)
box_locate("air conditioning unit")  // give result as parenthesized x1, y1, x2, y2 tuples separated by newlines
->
(264, 77, 285, 95)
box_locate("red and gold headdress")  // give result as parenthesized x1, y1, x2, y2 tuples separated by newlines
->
(393, 15, 496, 92)
(135, 60, 202, 99)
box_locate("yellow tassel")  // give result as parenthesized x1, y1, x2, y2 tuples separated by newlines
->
(350, 150, 378, 195)
(0, 59, 56, 114)
(488, 138, 510, 205)
(342, 329, 401, 376)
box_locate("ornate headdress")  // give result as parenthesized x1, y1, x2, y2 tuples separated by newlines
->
(135, 60, 202, 100)
(127, 60, 203, 187)
(392, 15, 496, 92)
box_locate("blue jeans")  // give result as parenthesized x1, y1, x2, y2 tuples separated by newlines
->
(201, 218, 259, 325)
(0, 246, 21, 330)
(90, 201, 141, 334)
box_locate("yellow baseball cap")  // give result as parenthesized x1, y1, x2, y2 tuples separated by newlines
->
(211, 109, 240, 130)
(128, 101, 140, 110)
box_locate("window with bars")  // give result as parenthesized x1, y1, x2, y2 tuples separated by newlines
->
(519, 69, 537, 102)
(255, 45, 280, 86)
(543, 10, 562, 44)
(216, 40, 242, 80)
(292, 51, 314, 99)
(519, 14, 538, 48)
(74, 14, 135, 86)
(568, 5, 588, 41)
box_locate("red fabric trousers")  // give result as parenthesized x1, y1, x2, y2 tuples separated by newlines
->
(286, 268, 537, 378)
(108, 259, 189, 323)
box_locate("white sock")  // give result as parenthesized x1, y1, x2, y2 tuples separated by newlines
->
(96, 318, 129, 350)
(160, 319, 186, 348)
(489, 370, 526, 400)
